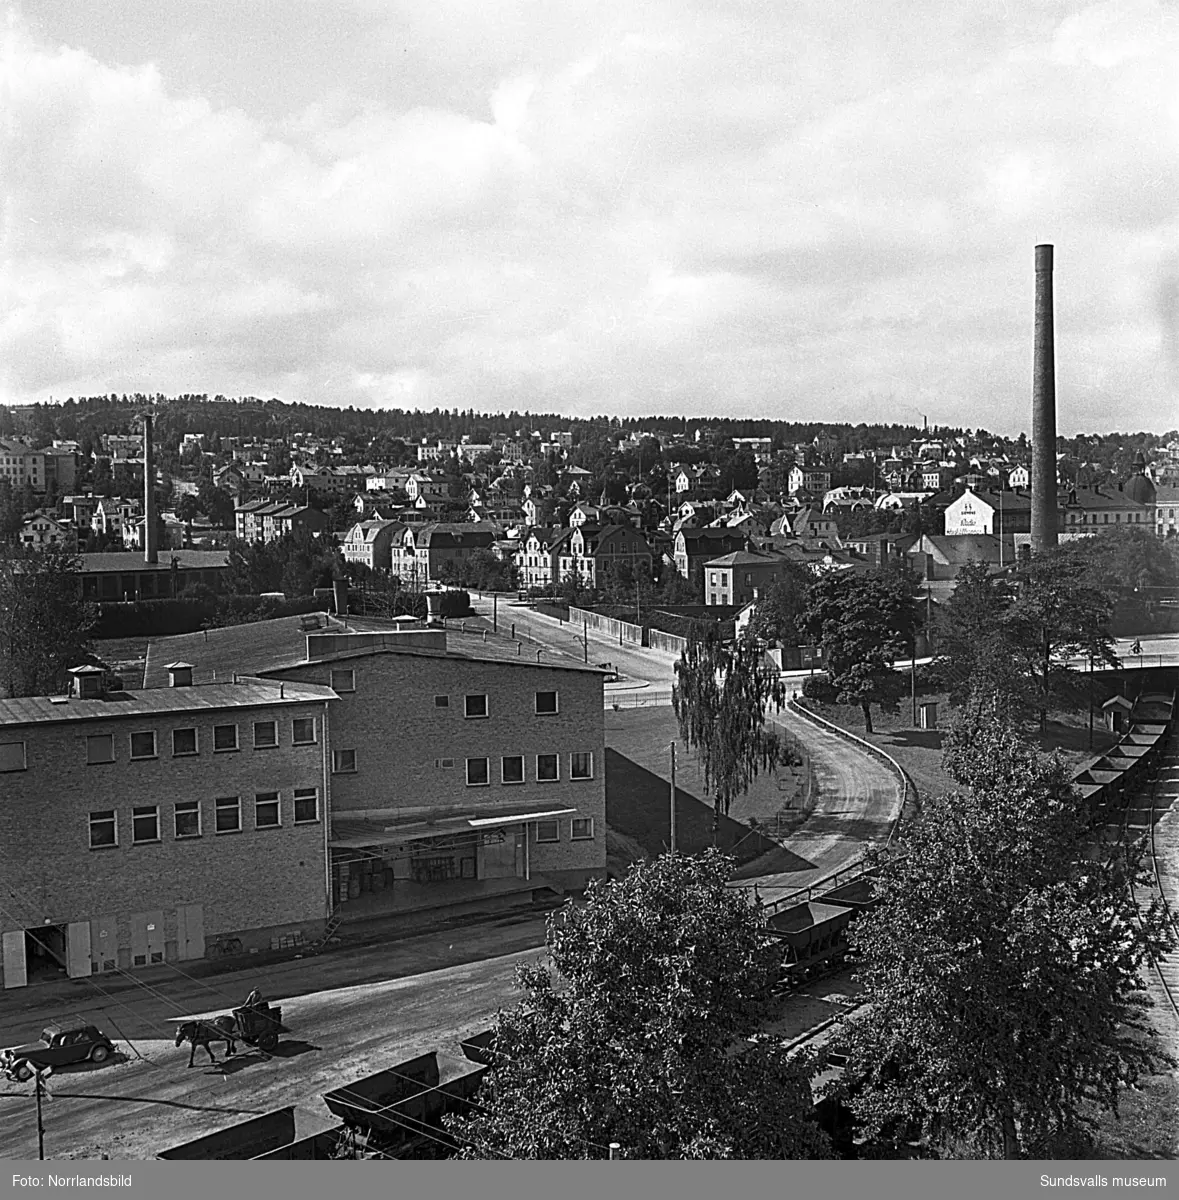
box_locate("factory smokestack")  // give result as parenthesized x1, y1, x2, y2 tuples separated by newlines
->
(1031, 243, 1058, 553)
(143, 413, 158, 565)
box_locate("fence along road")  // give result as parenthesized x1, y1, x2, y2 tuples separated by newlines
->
(470, 596, 903, 899)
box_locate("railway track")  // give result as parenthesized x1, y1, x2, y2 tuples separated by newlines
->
(1136, 736, 1179, 1034)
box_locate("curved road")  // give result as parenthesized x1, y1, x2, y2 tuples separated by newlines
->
(471, 596, 902, 901)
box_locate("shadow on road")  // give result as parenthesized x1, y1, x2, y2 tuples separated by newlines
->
(48, 1091, 265, 1116)
(267, 1040, 320, 1060)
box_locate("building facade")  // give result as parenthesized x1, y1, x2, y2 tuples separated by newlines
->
(0, 670, 336, 989)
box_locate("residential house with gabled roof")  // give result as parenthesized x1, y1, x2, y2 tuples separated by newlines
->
(342, 520, 405, 573)
(557, 525, 654, 588)
(401, 523, 497, 586)
(702, 550, 791, 607)
(672, 527, 750, 582)
(20, 510, 76, 550)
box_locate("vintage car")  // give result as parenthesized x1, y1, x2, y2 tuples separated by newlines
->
(1, 1023, 116, 1080)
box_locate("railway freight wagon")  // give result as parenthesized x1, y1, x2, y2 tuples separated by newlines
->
(767, 901, 856, 991)
(157, 1108, 298, 1160)
(321, 1051, 488, 1157)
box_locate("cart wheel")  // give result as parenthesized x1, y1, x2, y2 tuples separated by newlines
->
(14, 1061, 33, 1082)
(258, 1031, 278, 1052)
(89, 1044, 111, 1063)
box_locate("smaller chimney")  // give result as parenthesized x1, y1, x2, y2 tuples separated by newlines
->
(332, 578, 348, 617)
(166, 661, 194, 688)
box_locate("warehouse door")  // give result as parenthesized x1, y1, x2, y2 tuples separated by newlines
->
(66, 921, 92, 979)
(176, 905, 204, 961)
(130, 910, 166, 967)
(90, 915, 118, 974)
(2, 931, 26, 989)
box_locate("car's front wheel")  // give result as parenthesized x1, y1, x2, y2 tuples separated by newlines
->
(89, 1044, 111, 1064)
(13, 1061, 33, 1082)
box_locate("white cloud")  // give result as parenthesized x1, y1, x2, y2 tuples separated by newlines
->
(2, 4, 1178, 431)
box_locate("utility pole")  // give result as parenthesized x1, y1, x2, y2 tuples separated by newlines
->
(35, 1067, 47, 1160)
(911, 635, 917, 726)
(670, 742, 677, 854)
(493, 591, 498, 633)
(583, 620, 588, 664)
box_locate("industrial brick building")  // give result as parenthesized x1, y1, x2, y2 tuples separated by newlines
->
(0, 666, 336, 989)
(143, 615, 608, 930)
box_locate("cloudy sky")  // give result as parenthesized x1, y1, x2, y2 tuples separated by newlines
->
(3, 1, 1178, 433)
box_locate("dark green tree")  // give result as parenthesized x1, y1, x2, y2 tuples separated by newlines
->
(446, 850, 830, 1159)
(673, 630, 787, 842)
(800, 569, 915, 732)
(1005, 545, 1118, 738)
(743, 563, 812, 647)
(835, 706, 1174, 1159)
(0, 545, 97, 697)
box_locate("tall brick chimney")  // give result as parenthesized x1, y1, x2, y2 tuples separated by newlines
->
(143, 413, 158, 564)
(1031, 244, 1058, 553)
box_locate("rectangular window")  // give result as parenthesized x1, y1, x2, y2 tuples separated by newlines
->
(292, 717, 316, 745)
(571, 817, 594, 840)
(89, 810, 117, 849)
(434, 695, 449, 708)
(132, 805, 160, 844)
(174, 800, 201, 839)
(0, 741, 27, 772)
(215, 797, 241, 834)
(87, 734, 115, 765)
(332, 748, 357, 774)
(536, 753, 559, 782)
(330, 668, 355, 692)
(255, 792, 281, 829)
(129, 730, 157, 760)
(464, 694, 489, 719)
(213, 724, 238, 752)
(466, 757, 490, 786)
(502, 755, 525, 784)
(570, 752, 594, 780)
(294, 788, 319, 824)
(535, 691, 558, 715)
(172, 727, 198, 756)
(534, 819, 559, 843)
(253, 720, 278, 749)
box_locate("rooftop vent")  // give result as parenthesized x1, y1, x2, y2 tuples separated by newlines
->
(166, 661, 194, 688)
(69, 664, 105, 699)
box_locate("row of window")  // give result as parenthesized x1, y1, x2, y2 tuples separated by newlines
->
(439, 691, 560, 718)
(536, 817, 594, 843)
(465, 751, 594, 786)
(88, 789, 320, 848)
(87, 718, 318, 765)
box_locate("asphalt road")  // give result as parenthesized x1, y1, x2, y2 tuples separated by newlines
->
(0, 935, 551, 1161)
(474, 596, 902, 901)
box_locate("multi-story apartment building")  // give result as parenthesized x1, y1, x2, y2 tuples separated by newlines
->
(0, 666, 337, 988)
(141, 619, 607, 928)
(703, 550, 791, 607)
(398, 523, 496, 584)
(557, 525, 653, 588)
(342, 520, 404, 573)
(517, 528, 558, 591)
(0, 438, 78, 495)
(672, 528, 748, 582)
(234, 500, 329, 543)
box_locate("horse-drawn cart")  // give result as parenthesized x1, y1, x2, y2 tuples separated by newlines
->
(173, 1001, 290, 1066)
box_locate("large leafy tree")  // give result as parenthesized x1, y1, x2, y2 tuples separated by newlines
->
(932, 560, 1023, 713)
(834, 707, 1174, 1159)
(742, 563, 813, 647)
(1005, 545, 1118, 738)
(673, 630, 787, 842)
(446, 850, 830, 1159)
(800, 568, 915, 732)
(0, 545, 97, 697)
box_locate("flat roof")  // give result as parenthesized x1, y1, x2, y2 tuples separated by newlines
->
(79, 550, 230, 574)
(144, 615, 608, 687)
(0, 680, 337, 728)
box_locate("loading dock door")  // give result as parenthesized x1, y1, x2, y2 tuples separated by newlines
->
(176, 905, 204, 961)
(66, 921, 92, 979)
(2, 931, 27, 989)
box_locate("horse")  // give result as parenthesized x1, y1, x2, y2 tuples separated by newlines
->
(174, 1016, 238, 1067)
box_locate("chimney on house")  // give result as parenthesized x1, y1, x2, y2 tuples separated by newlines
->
(143, 412, 158, 564)
(1031, 244, 1058, 553)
